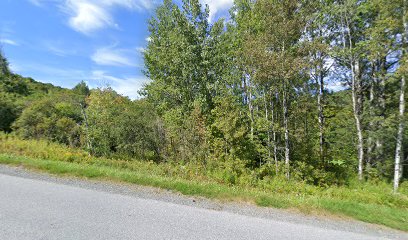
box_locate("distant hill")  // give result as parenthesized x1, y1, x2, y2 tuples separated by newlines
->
(1, 73, 66, 100)
(0, 72, 72, 132)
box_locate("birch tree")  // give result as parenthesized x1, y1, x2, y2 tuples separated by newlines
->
(333, 0, 370, 180)
(242, 0, 308, 178)
(394, 0, 407, 192)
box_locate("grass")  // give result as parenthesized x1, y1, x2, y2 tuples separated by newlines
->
(0, 135, 407, 231)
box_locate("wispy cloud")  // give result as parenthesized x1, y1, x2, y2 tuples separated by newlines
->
(201, 0, 234, 21)
(0, 22, 19, 46)
(0, 38, 19, 46)
(27, 0, 60, 7)
(9, 61, 88, 88)
(91, 46, 139, 67)
(44, 41, 78, 57)
(27, 0, 43, 6)
(8, 62, 22, 73)
(59, 0, 157, 34)
(136, 46, 145, 52)
(100, 0, 155, 10)
(64, 0, 114, 35)
(91, 70, 149, 99)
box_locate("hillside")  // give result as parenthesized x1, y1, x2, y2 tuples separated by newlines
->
(0, 72, 71, 132)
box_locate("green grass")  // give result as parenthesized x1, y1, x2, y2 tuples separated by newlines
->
(0, 135, 407, 231)
(0, 152, 407, 231)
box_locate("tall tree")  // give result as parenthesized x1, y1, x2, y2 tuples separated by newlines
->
(304, 0, 334, 163)
(241, 0, 309, 178)
(394, 0, 408, 192)
(333, 0, 372, 180)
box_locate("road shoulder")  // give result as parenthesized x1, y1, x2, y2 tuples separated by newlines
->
(0, 164, 406, 239)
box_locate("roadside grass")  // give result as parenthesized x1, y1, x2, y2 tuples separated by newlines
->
(0, 136, 407, 231)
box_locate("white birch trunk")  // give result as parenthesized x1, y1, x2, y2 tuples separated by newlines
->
(344, 11, 364, 181)
(394, 0, 407, 192)
(317, 71, 325, 163)
(394, 75, 406, 193)
(283, 83, 290, 179)
(272, 94, 278, 174)
(351, 60, 364, 181)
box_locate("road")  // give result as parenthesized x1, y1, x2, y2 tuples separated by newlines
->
(0, 170, 405, 240)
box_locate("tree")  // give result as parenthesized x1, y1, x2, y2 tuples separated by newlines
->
(73, 81, 90, 97)
(0, 48, 9, 76)
(86, 88, 163, 160)
(240, 0, 309, 178)
(304, 0, 334, 163)
(143, 0, 215, 113)
(13, 93, 82, 146)
(394, 0, 407, 192)
(0, 97, 17, 132)
(332, 0, 373, 180)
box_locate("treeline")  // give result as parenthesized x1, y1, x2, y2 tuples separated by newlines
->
(142, 0, 408, 190)
(0, 0, 407, 191)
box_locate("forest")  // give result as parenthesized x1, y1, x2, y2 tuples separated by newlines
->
(0, 0, 407, 200)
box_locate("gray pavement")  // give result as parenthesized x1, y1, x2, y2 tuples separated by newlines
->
(0, 167, 406, 240)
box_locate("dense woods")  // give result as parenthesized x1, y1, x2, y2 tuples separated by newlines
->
(1, 0, 407, 192)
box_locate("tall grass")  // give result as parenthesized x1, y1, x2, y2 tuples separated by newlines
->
(0, 134, 407, 231)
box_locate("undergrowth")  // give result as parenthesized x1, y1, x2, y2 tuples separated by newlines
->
(0, 135, 407, 231)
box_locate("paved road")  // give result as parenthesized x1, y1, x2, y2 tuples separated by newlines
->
(0, 173, 404, 240)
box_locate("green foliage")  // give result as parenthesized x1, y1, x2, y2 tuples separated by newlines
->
(12, 93, 82, 146)
(86, 88, 163, 160)
(0, 137, 407, 231)
(72, 80, 90, 97)
(0, 0, 407, 214)
(0, 97, 18, 132)
(0, 74, 29, 95)
(211, 94, 257, 166)
(0, 49, 9, 76)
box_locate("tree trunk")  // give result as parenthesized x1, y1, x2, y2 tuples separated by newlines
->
(394, 75, 406, 193)
(367, 63, 376, 167)
(80, 103, 93, 154)
(272, 92, 278, 174)
(283, 83, 290, 179)
(264, 91, 271, 166)
(317, 71, 325, 163)
(245, 75, 255, 140)
(351, 60, 364, 181)
(343, 9, 365, 180)
(394, 0, 407, 193)
(377, 58, 386, 163)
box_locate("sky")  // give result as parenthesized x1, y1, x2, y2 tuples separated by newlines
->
(0, 0, 234, 99)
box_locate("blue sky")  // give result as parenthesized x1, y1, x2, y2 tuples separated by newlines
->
(0, 0, 233, 99)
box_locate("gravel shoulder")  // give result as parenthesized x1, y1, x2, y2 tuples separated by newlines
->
(0, 164, 407, 239)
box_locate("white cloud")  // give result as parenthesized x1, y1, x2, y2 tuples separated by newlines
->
(101, 0, 154, 10)
(65, 0, 114, 34)
(91, 70, 149, 99)
(136, 46, 145, 52)
(0, 38, 19, 46)
(60, 0, 156, 34)
(91, 46, 139, 67)
(201, 0, 233, 21)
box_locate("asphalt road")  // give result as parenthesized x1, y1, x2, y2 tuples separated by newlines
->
(0, 172, 405, 240)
